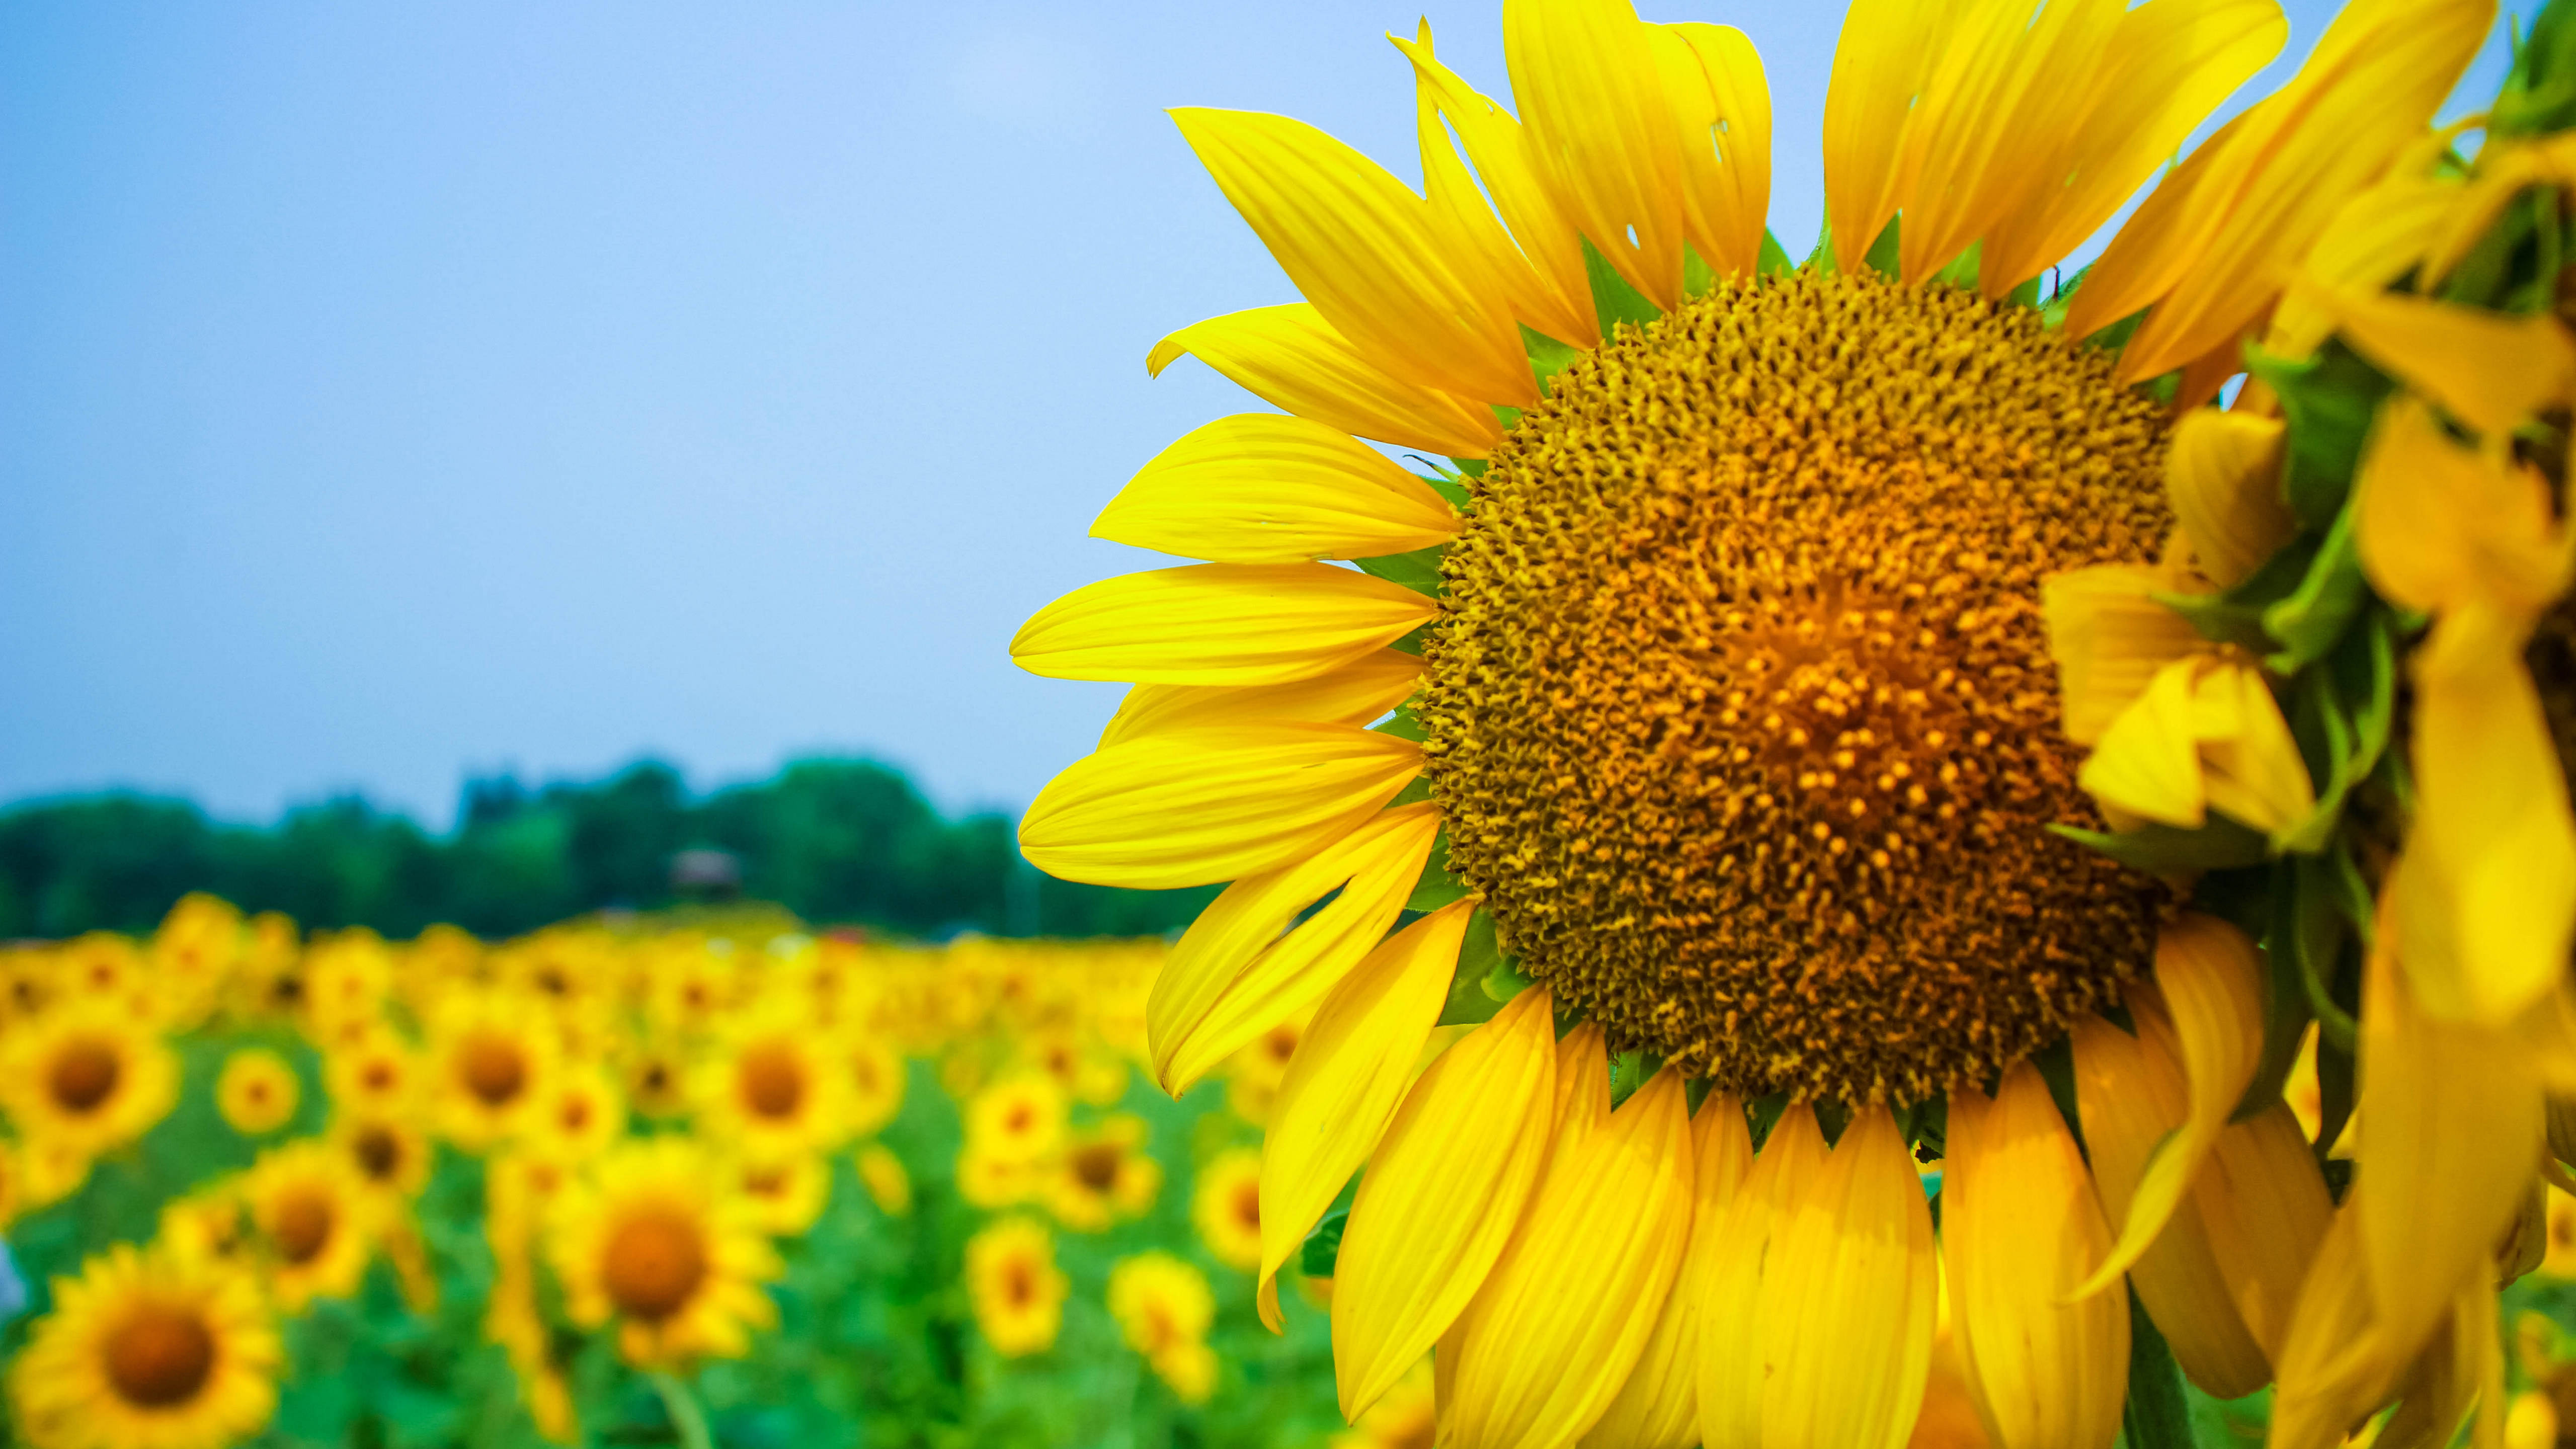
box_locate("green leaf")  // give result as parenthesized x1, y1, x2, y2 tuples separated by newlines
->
(1933, 239, 1983, 292)
(1521, 323, 1583, 397)
(2155, 533, 2321, 653)
(1584, 236, 1663, 342)
(2226, 861, 2313, 1122)
(1438, 907, 1511, 1025)
(1372, 705, 1427, 742)
(2493, 0, 2576, 138)
(2277, 849, 2362, 1052)
(1356, 546, 1447, 598)
(2051, 818, 2273, 873)
(2245, 340, 2392, 528)
(1757, 229, 1793, 278)
(2121, 1285, 2198, 1449)
(1406, 830, 1469, 911)
(1812, 214, 1899, 279)
(2260, 502, 2368, 673)
(2276, 606, 2398, 854)
(1683, 242, 1718, 298)
(1300, 1206, 1348, 1277)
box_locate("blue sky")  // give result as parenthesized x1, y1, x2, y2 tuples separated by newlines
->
(0, 0, 2525, 827)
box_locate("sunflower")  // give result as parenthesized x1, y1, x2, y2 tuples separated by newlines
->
(147, 894, 241, 1031)
(964, 1217, 1067, 1357)
(1191, 1146, 1264, 1274)
(843, 1032, 910, 1137)
(241, 1139, 374, 1312)
(733, 1151, 832, 1237)
(331, 1111, 434, 1202)
(1011, 0, 2497, 1438)
(534, 1059, 627, 1160)
(323, 1027, 420, 1115)
(1108, 1251, 1220, 1404)
(855, 1143, 914, 1217)
(8, 1242, 280, 1449)
(215, 1049, 301, 1136)
(622, 1038, 694, 1120)
(426, 991, 558, 1152)
(692, 1003, 853, 1160)
(547, 1136, 782, 1369)
(0, 999, 181, 1161)
(1048, 1113, 1163, 1232)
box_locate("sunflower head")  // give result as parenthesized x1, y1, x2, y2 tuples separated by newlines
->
(0, 1001, 181, 1161)
(428, 991, 559, 1151)
(10, 1242, 282, 1449)
(1191, 1146, 1264, 1274)
(243, 1140, 373, 1313)
(216, 1049, 302, 1136)
(547, 1137, 781, 1370)
(964, 1217, 1067, 1358)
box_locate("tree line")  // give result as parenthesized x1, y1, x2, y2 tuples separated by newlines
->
(0, 758, 1214, 943)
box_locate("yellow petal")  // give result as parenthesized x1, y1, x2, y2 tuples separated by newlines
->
(1820, 0, 1953, 274)
(1148, 304, 1505, 459)
(2070, 1011, 2270, 1397)
(1019, 724, 1420, 889)
(1643, 21, 1772, 281)
(2165, 409, 2293, 589)
(1698, 1104, 1832, 1449)
(1946, 1063, 2130, 1449)
(2425, 132, 2576, 285)
(1579, 1091, 1754, 1449)
(1259, 897, 1479, 1330)
(2357, 398, 2572, 619)
(2043, 564, 2209, 745)
(1443, 1069, 1696, 1449)
(2194, 1102, 2332, 1360)
(2077, 655, 2211, 827)
(1150, 803, 1439, 1095)
(2271, 155, 2462, 358)
(1334, 987, 1558, 1419)
(2375, 1277, 2504, 1449)
(2070, 0, 2497, 378)
(1012, 562, 1438, 686)
(2269, 1200, 2402, 1449)
(1978, 0, 2289, 298)
(2074, 915, 2264, 1298)
(2314, 286, 2576, 439)
(1388, 26, 1594, 344)
(1503, 0, 1685, 310)
(1099, 650, 1421, 748)
(2396, 602, 2576, 1025)
(1171, 108, 1535, 408)
(2361, 859, 2546, 1374)
(1093, 415, 1460, 565)
(2190, 657, 2316, 837)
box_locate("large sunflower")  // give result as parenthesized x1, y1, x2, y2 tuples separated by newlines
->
(8, 1242, 281, 1449)
(0, 999, 182, 1163)
(1013, 0, 2496, 1441)
(547, 1136, 783, 1370)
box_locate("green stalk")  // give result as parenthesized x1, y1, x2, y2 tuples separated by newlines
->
(649, 1369, 715, 1449)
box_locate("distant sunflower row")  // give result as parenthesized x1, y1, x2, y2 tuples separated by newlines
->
(0, 895, 1356, 1449)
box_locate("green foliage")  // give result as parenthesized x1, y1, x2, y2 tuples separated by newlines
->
(0, 760, 1213, 944)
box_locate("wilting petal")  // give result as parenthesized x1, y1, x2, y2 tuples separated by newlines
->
(1020, 725, 1420, 889)
(1098, 650, 1421, 748)
(1014, 562, 1438, 687)
(2042, 564, 2209, 745)
(2070, 1012, 2269, 1397)
(1702, 1106, 1935, 1449)
(2315, 287, 2576, 439)
(1820, 0, 1954, 273)
(2165, 409, 2293, 589)
(2357, 399, 2571, 620)
(2196, 1103, 2332, 1361)
(1258, 898, 1477, 1330)
(2375, 1276, 2504, 1449)
(2070, 0, 2496, 379)
(1644, 21, 1772, 281)
(1172, 108, 1535, 408)
(1150, 803, 1441, 1093)
(1947, 1063, 2129, 1449)
(1334, 987, 1558, 1419)
(1148, 304, 1504, 459)
(2271, 153, 2463, 357)
(1977, 0, 2287, 297)
(1580, 1091, 1754, 1449)
(1504, 0, 1685, 309)
(2360, 863, 2545, 1372)
(2078, 653, 2312, 836)
(1443, 1069, 1696, 1449)
(1093, 414, 1460, 565)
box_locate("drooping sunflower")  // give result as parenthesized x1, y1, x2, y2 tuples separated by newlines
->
(547, 1136, 782, 1370)
(963, 1216, 1068, 1358)
(215, 1048, 301, 1136)
(240, 1139, 375, 1313)
(0, 999, 182, 1162)
(8, 1242, 281, 1449)
(1012, 0, 2499, 1440)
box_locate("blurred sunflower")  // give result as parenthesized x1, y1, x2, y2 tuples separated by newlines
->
(1109, 1251, 1219, 1404)
(332, 1112, 433, 1203)
(321, 1027, 419, 1116)
(1011, 0, 2500, 1438)
(1048, 1113, 1163, 1233)
(214, 1049, 300, 1136)
(0, 999, 181, 1162)
(694, 1004, 852, 1161)
(147, 894, 240, 1031)
(733, 1152, 831, 1237)
(548, 1137, 781, 1370)
(854, 1143, 914, 1217)
(622, 1038, 694, 1120)
(157, 1182, 253, 1268)
(843, 1033, 909, 1138)
(1191, 1146, 1264, 1274)
(242, 1140, 373, 1313)
(536, 1060, 627, 1161)
(964, 1217, 1067, 1358)
(7, 1242, 280, 1449)
(427, 991, 558, 1152)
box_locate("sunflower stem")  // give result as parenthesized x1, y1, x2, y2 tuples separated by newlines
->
(2120, 1285, 2198, 1449)
(650, 1369, 715, 1449)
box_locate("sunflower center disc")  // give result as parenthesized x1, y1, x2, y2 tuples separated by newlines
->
(739, 1044, 807, 1119)
(106, 1305, 216, 1407)
(604, 1210, 708, 1321)
(1071, 1143, 1122, 1191)
(461, 1035, 527, 1106)
(273, 1190, 335, 1264)
(355, 1128, 402, 1181)
(50, 1040, 120, 1113)
(1421, 271, 2172, 1106)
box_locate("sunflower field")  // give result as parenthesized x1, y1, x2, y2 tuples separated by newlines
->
(0, 894, 1417, 1449)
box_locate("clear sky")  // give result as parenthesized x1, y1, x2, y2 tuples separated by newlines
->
(0, 0, 2526, 828)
